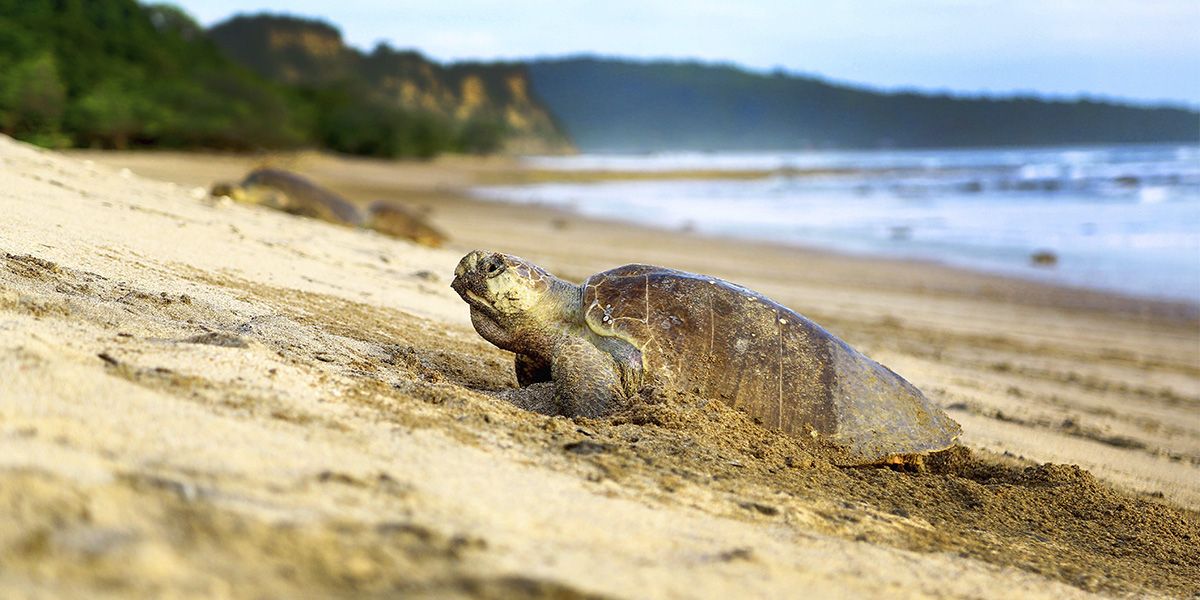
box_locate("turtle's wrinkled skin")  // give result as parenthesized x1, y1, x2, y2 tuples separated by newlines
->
(451, 250, 962, 466)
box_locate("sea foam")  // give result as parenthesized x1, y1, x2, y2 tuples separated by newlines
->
(476, 144, 1200, 302)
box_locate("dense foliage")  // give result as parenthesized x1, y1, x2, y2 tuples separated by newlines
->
(207, 15, 548, 157)
(528, 57, 1200, 152)
(0, 1, 310, 150)
(2, 3, 1195, 156)
(0, 1, 521, 156)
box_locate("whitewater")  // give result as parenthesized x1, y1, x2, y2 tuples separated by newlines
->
(474, 144, 1200, 303)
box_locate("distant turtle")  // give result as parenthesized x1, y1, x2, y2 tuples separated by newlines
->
(211, 168, 365, 227)
(451, 250, 961, 466)
(210, 169, 448, 247)
(365, 200, 447, 248)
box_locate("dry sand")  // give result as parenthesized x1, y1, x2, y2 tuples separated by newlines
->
(0, 139, 1196, 598)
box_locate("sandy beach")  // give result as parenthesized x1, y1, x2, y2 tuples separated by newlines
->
(1, 138, 1197, 598)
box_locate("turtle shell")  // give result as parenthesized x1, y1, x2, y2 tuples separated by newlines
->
(242, 168, 364, 226)
(583, 264, 960, 465)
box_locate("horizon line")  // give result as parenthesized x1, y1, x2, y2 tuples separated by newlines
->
(208, 9, 1200, 111)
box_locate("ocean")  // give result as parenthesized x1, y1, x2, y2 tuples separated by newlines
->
(472, 144, 1200, 303)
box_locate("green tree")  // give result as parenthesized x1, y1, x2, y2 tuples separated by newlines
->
(0, 53, 68, 146)
(456, 115, 505, 154)
(144, 3, 204, 41)
(71, 80, 146, 149)
(404, 113, 453, 159)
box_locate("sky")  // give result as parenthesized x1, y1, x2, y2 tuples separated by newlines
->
(173, 0, 1200, 106)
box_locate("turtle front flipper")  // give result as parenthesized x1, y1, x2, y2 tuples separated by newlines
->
(591, 335, 643, 397)
(552, 337, 626, 418)
(515, 353, 552, 386)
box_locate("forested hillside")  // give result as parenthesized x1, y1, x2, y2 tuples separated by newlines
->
(2, 3, 1194, 156)
(527, 57, 1200, 151)
(0, 2, 570, 156)
(207, 14, 570, 155)
(0, 1, 305, 150)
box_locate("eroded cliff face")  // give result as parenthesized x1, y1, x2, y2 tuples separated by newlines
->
(209, 15, 572, 154)
(366, 50, 570, 153)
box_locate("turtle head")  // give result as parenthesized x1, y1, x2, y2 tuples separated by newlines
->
(452, 250, 572, 350)
(209, 181, 247, 202)
(451, 250, 555, 316)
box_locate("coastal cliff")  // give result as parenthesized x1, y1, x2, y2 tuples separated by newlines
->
(1, 3, 1194, 156)
(208, 15, 572, 155)
(0, 2, 570, 156)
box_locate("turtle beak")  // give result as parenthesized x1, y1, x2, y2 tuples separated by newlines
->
(451, 250, 487, 301)
(454, 250, 486, 279)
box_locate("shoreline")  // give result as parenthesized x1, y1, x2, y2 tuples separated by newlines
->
(2, 142, 1197, 597)
(71, 149, 1200, 501)
(66, 148, 1199, 321)
(467, 162, 1200, 307)
(467, 189, 1200, 313)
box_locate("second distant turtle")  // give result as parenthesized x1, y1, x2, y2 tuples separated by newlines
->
(365, 200, 447, 248)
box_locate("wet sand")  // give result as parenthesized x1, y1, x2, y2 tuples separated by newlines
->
(1, 140, 1196, 598)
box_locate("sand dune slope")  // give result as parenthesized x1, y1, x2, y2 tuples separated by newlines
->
(2, 138, 1197, 598)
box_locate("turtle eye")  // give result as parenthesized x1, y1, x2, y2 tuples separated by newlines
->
(483, 259, 504, 277)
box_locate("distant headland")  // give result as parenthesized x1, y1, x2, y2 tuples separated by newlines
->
(1, 1, 1195, 157)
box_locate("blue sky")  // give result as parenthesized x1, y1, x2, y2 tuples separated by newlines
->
(174, 0, 1200, 106)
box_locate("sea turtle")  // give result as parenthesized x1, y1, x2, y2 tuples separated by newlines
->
(211, 168, 365, 227)
(365, 200, 447, 248)
(210, 169, 448, 247)
(451, 250, 961, 466)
